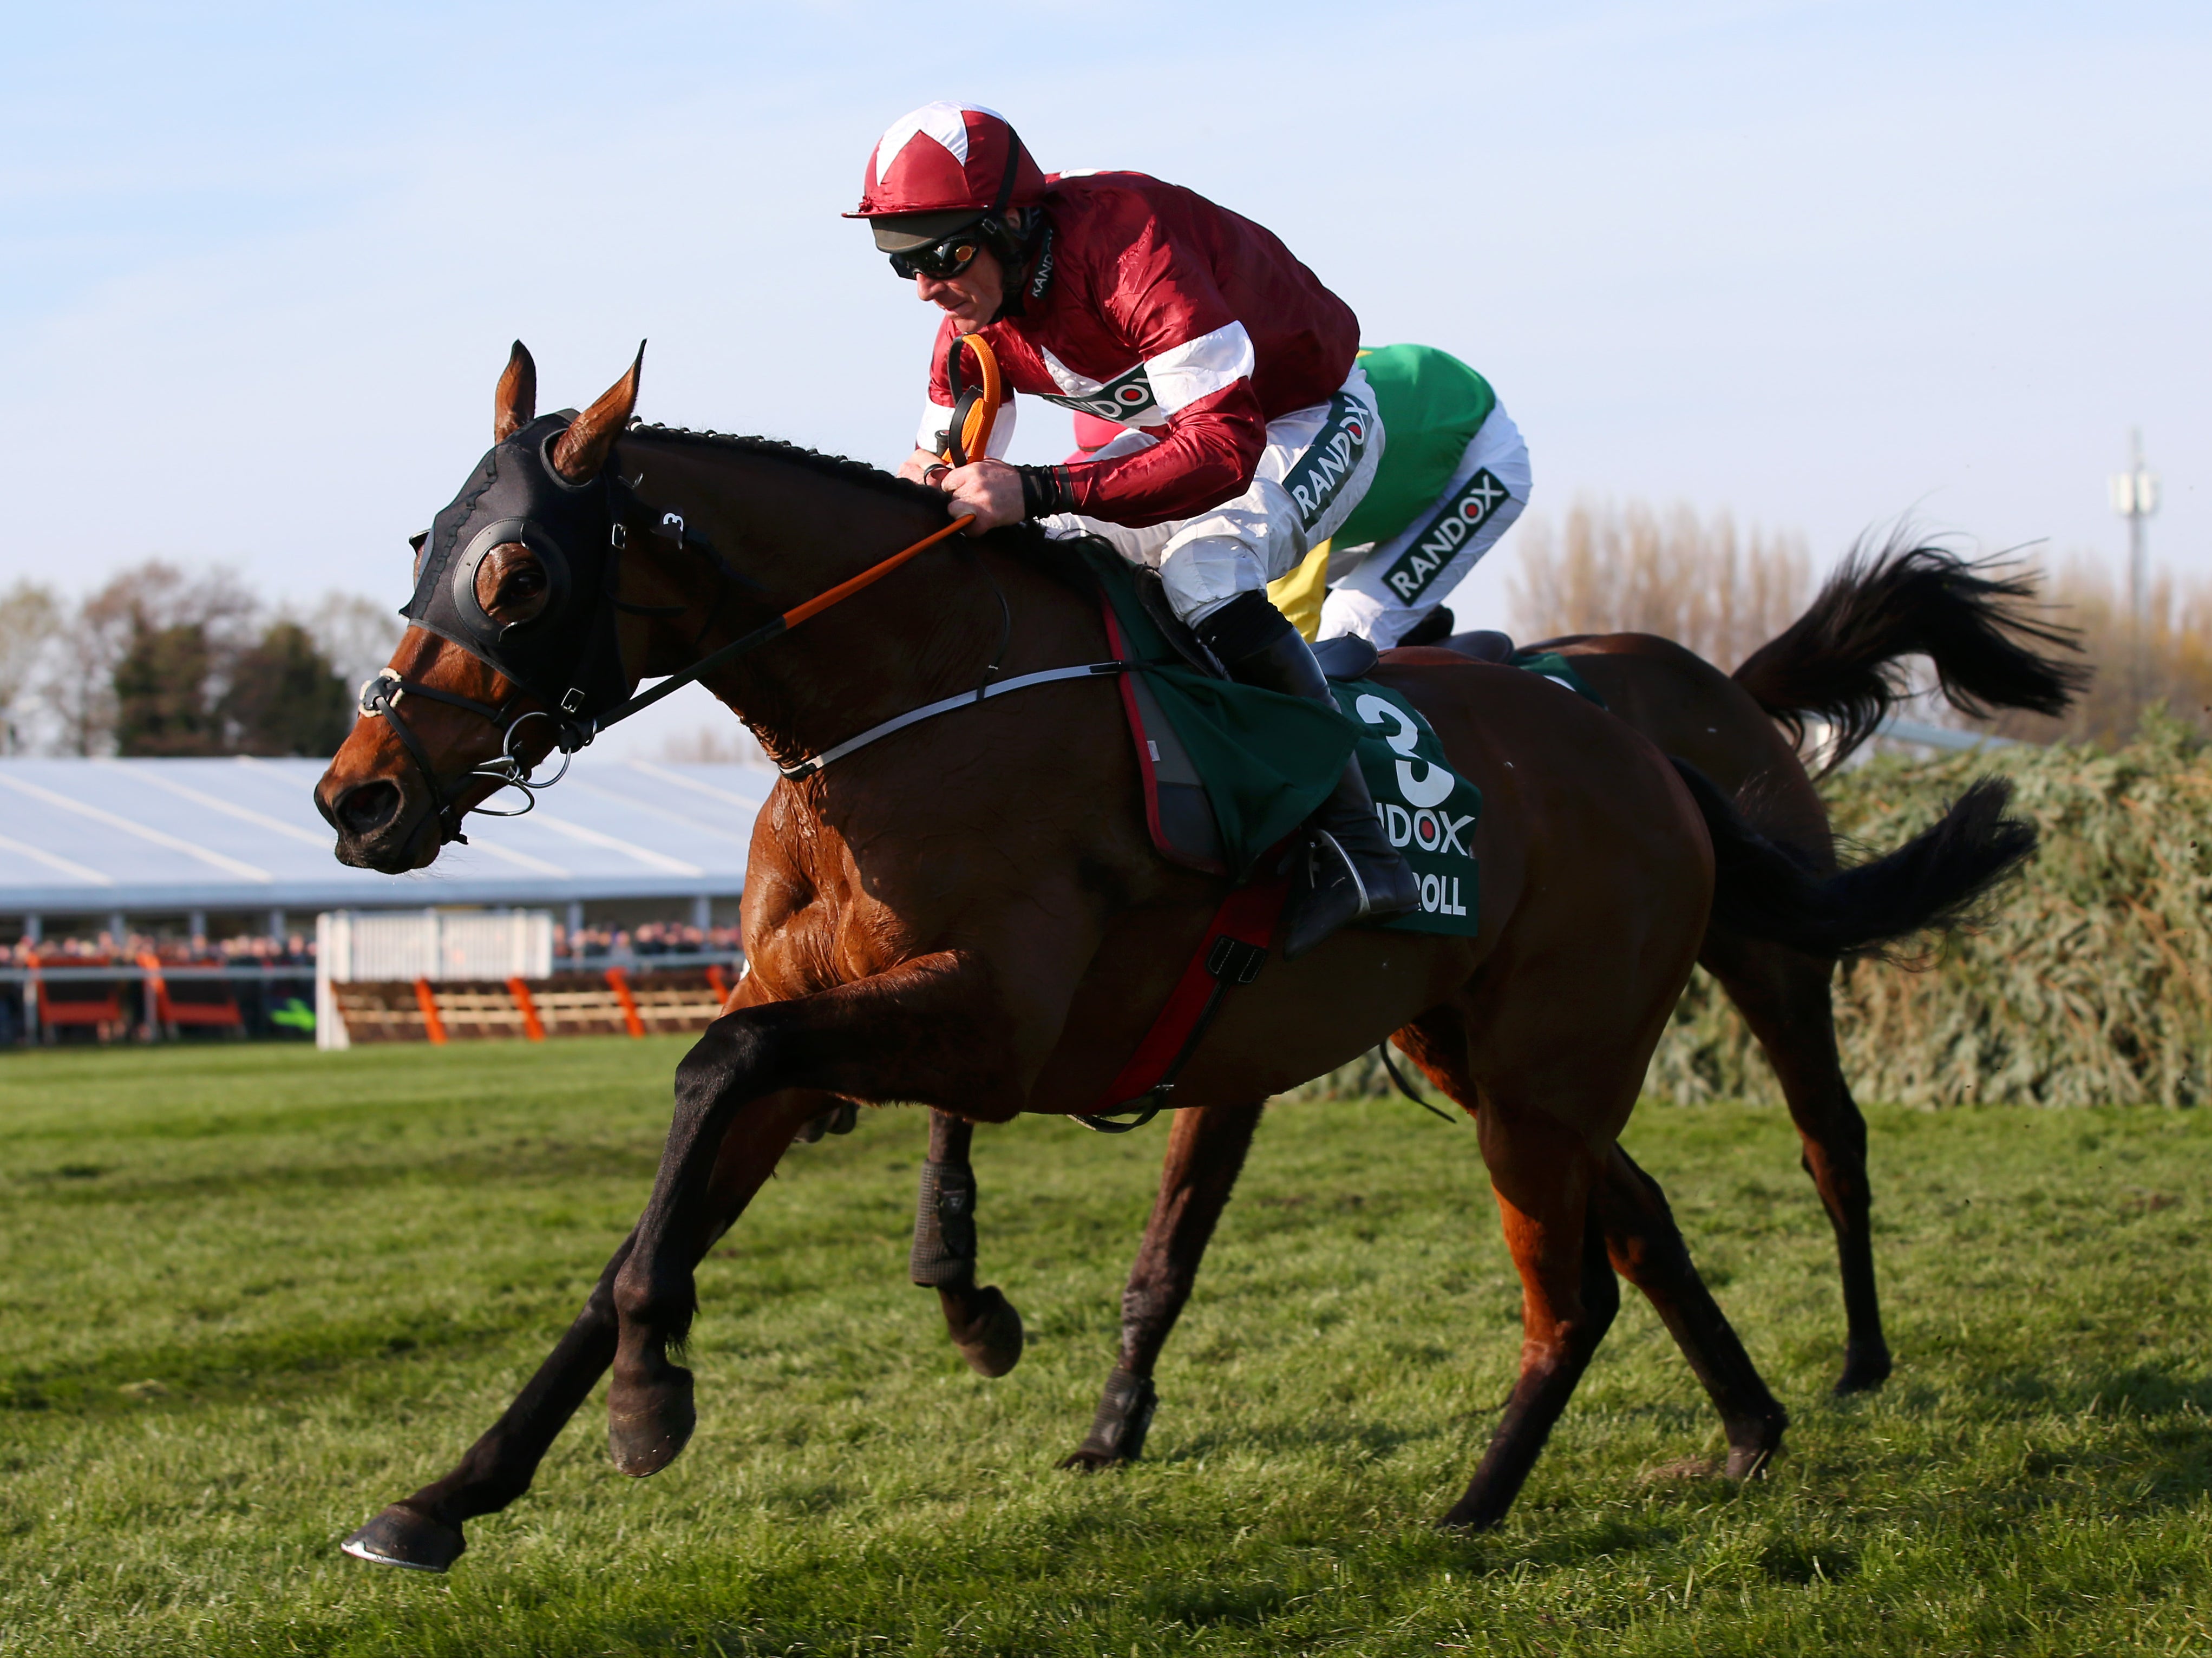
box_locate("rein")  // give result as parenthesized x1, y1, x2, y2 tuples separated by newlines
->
(362, 511, 977, 841)
(377, 336, 1117, 838)
(592, 512, 978, 732)
(599, 333, 1009, 741)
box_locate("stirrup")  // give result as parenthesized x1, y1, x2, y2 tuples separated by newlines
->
(1308, 828, 1373, 920)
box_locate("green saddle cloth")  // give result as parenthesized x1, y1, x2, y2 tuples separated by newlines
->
(1082, 546, 1483, 936)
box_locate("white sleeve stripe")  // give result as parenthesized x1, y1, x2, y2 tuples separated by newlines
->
(1143, 320, 1257, 415)
(984, 393, 1016, 458)
(913, 395, 1017, 459)
(915, 398, 956, 455)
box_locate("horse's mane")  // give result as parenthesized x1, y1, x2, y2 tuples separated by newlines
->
(627, 421, 948, 512)
(623, 420, 1098, 594)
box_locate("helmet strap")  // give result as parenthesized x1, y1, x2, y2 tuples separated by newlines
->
(988, 217, 1051, 323)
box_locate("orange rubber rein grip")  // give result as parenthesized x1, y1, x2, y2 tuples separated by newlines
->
(597, 337, 1004, 732)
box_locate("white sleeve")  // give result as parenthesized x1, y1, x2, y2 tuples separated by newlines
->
(915, 398, 955, 455)
(913, 394, 1017, 459)
(1143, 320, 1257, 415)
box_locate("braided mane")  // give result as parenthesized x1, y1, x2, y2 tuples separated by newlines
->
(621, 420, 1098, 593)
(625, 421, 948, 512)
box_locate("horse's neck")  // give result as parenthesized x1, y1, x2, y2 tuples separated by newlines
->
(620, 436, 1043, 771)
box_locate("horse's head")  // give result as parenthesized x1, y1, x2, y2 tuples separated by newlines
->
(317, 343, 643, 871)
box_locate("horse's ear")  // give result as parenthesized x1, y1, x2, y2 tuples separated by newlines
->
(493, 341, 537, 441)
(549, 340, 645, 482)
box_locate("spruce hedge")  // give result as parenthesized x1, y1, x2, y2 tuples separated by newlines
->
(1651, 715, 2212, 1107)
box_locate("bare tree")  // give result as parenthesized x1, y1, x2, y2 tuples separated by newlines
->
(45, 562, 258, 755)
(0, 581, 61, 753)
(1508, 497, 1813, 671)
(1986, 557, 2212, 745)
(304, 591, 405, 694)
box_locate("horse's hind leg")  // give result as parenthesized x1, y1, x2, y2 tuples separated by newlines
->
(1702, 929, 1890, 1393)
(1595, 1145, 1788, 1476)
(1064, 1099, 1266, 1470)
(341, 1086, 835, 1572)
(913, 1110, 1023, 1378)
(1443, 1107, 1620, 1531)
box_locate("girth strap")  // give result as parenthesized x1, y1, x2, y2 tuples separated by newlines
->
(780, 660, 1128, 781)
(1075, 867, 1291, 1132)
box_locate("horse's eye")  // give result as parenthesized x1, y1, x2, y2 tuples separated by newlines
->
(476, 542, 551, 623)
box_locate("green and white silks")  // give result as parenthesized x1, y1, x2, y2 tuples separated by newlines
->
(1319, 343, 1531, 649)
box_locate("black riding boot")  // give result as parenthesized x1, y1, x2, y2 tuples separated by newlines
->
(1196, 593, 1420, 960)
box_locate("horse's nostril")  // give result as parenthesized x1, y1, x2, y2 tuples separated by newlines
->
(337, 781, 403, 836)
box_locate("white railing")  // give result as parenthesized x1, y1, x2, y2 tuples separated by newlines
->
(317, 910, 554, 1050)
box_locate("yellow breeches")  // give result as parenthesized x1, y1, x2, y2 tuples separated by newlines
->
(1267, 540, 1331, 643)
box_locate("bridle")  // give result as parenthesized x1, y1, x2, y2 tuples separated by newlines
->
(355, 670, 559, 846)
(363, 338, 1007, 848)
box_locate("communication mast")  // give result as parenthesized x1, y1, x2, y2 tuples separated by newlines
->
(2109, 429, 2158, 629)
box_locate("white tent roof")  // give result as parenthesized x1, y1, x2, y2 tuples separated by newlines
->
(0, 756, 771, 915)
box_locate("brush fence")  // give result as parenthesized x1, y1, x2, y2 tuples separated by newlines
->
(1649, 718, 2211, 1107)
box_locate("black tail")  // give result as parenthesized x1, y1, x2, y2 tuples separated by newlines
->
(1673, 761, 2037, 959)
(1732, 535, 2089, 770)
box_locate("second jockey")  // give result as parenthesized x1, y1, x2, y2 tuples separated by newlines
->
(849, 101, 1417, 956)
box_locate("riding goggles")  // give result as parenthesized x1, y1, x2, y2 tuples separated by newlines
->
(888, 229, 985, 281)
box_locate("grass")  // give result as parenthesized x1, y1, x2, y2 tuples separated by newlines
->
(2, 1041, 2209, 1656)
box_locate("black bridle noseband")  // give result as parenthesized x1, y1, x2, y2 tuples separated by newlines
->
(363, 414, 992, 849)
(355, 670, 573, 846)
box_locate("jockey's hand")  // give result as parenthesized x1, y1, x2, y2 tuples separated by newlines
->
(895, 448, 941, 485)
(938, 457, 1025, 534)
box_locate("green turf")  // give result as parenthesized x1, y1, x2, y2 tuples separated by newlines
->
(2, 1041, 2208, 1656)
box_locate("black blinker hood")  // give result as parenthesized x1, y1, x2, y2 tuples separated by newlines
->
(400, 411, 631, 729)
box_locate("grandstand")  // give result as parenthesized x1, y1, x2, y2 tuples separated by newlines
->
(0, 755, 765, 939)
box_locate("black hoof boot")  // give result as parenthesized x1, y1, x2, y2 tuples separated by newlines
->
(1280, 760, 1420, 960)
(341, 1504, 465, 1572)
(1059, 1367, 1158, 1470)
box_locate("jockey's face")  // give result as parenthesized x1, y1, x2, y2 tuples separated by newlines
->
(913, 245, 1004, 329)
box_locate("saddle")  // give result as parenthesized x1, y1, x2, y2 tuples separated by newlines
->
(1116, 569, 1382, 876)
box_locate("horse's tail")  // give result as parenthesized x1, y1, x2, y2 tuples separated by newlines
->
(1672, 760, 2036, 959)
(1730, 535, 2089, 771)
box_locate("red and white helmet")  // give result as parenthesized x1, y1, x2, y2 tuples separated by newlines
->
(847, 102, 1048, 247)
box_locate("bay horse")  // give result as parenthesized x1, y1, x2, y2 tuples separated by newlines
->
(906, 545, 2082, 1465)
(316, 346, 2033, 1570)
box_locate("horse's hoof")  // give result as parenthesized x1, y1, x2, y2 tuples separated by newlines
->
(607, 1368, 696, 1477)
(1061, 1367, 1156, 1470)
(952, 1285, 1024, 1379)
(1724, 1412, 1788, 1480)
(340, 1504, 464, 1572)
(1435, 1509, 1506, 1535)
(1833, 1344, 1893, 1395)
(1057, 1446, 1126, 1473)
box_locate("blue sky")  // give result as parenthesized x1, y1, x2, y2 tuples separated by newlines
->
(3, 0, 2206, 751)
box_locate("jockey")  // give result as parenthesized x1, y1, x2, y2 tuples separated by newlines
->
(1312, 344, 1530, 652)
(850, 101, 1417, 956)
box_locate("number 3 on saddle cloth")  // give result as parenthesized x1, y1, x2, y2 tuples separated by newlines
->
(1077, 547, 1484, 1131)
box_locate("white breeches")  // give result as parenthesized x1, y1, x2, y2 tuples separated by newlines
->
(1319, 402, 1530, 650)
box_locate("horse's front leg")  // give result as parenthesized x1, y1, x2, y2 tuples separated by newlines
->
(608, 956, 1030, 1476)
(341, 1086, 839, 1571)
